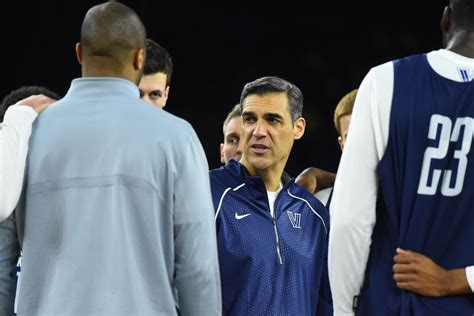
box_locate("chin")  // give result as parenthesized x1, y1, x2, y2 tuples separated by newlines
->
(247, 156, 272, 171)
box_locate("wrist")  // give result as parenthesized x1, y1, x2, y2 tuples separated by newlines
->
(445, 268, 470, 296)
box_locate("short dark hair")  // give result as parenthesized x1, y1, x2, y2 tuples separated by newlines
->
(222, 103, 241, 135)
(80, 2, 146, 68)
(239, 76, 303, 123)
(1, 85, 60, 121)
(143, 39, 174, 86)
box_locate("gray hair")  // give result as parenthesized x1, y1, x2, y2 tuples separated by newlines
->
(239, 76, 303, 123)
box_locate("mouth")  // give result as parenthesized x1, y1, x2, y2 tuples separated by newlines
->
(250, 144, 269, 154)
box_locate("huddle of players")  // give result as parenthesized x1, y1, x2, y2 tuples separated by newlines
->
(2, 1, 474, 315)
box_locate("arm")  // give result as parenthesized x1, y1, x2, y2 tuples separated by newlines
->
(0, 106, 37, 221)
(295, 167, 336, 194)
(173, 128, 221, 316)
(328, 64, 393, 315)
(0, 212, 21, 315)
(393, 248, 472, 296)
(0, 95, 54, 221)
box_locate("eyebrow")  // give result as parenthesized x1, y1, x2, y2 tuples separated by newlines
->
(242, 111, 283, 119)
(226, 131, 239, 136)
(264, 113, 284, 121)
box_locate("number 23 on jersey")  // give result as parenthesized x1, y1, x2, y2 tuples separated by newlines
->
(417, 114, 473, 197)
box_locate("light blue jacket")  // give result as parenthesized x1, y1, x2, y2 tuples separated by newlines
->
(0, 77, 221, 316)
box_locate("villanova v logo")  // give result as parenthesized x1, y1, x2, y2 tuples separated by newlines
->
(287, 211, 302, 229)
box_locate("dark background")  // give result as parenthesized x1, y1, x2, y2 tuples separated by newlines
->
(2, 1, 447, 177)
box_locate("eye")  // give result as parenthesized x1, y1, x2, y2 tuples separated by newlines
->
(228, 137, 239, 145)
(149, 91, 163, 99)
(139, 89, 145, 98)
(243, 116, 255, 124)
(266, 114, 282, 125)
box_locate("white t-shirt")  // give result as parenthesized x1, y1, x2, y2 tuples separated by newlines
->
(314, 187, 332, 209)
(267, 181, 283, 218)
(0, 105, 37, 221)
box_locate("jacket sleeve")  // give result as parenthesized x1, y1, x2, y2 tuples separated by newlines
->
(173, 127, 222, 316)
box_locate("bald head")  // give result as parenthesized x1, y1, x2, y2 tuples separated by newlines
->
(78, 2, 146, 79)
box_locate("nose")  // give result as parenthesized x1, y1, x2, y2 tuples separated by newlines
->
(141, 94, 150, 102)
(252, 120, 268, 137)
(236, 140, 243, 155)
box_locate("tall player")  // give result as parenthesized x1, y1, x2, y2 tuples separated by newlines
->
(329, 1, 474, 315)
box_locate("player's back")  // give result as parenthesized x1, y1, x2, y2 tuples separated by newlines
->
(15, 78, 194, 315)
(360, 54, 474, 315)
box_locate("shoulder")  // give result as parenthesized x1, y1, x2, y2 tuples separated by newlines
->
(368, 53, 426, 82)
(209, 164, 229, 185)
(393, 53, 425, 65)
(209, 162, 241, 191)
(364, 60, 395, 83)
(209, 162, 246, 204)
(286, 183, 330, 234)
(135, 105, 198, 142)
(288, 183, 329, 218)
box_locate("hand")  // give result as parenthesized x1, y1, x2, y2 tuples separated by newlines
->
(295, 167, 336, 194)
(295, 167, 317, 194)
(393, 248, 469, 296)
(16, 94, 56, 113)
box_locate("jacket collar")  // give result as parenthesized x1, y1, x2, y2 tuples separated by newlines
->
(226, 159, 294, 189)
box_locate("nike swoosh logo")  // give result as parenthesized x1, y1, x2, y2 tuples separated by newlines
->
(235, 212, 251, 220)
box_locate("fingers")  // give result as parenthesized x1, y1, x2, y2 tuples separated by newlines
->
(16, 94, 57, 113)
(395, 281, 416, 292)
(393, 263, 416, 274)
(394, 247, 424, 264)
(393, 270, 415, 282)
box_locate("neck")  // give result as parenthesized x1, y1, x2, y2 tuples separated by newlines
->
(240, 159, 284, 191)
(81, 59, 139, 84)
(445, 30, 474, 58)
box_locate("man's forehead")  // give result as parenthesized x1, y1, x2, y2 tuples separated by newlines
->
(241, 92, 289, 113)
(224, 117, 242, 135)
(140, 72, 168, 89)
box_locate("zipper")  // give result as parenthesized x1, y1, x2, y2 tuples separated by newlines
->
(271, 213, 283, 265)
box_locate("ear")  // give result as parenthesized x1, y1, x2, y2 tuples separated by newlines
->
(75, 43, 82, 65)
(440, 5, 451, 32)
(162, 86, 170, 107)
(220, 143, 225, 164)
(134, 48, 145, 70)
(293, 117, 306, 140)
(338, 136, 344, 151)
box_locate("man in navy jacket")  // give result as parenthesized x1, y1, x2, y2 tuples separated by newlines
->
(210, 76, 332, 315)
